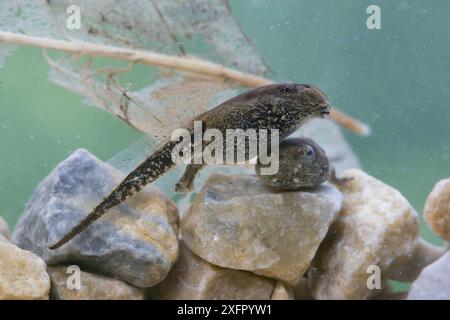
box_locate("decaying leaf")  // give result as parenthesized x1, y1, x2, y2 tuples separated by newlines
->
(0, 0, 269, 138)
(46, 53, 240, 142)
(0, 0, 370, 138)
(0, 0, 371, 205)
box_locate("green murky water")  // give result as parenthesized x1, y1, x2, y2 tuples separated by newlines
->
(1, 0, 449, 252)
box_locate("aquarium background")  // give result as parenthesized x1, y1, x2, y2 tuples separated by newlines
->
(0, 0, 449, 250)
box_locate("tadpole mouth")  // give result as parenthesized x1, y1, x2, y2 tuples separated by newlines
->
(319, 105, 331, 118)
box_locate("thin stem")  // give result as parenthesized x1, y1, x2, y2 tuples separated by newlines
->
(0, 30, 370, 135)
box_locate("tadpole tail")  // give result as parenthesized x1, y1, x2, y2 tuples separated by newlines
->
(49, 140, 179, 250)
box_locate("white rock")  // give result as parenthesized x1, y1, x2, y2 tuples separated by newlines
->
(408, 251, 450, 300)
(424, 178, 450, 242)
(0, 235, 50, 300)
(182, 173, 342, 284)
(309, 169, 419, 300)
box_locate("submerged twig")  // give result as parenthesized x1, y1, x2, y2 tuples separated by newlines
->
(0, 30, 370, 135)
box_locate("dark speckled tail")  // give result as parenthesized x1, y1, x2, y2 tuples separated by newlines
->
(49, 140, 179, 249)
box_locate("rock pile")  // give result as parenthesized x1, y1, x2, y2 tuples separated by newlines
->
(1, 146, 449, 300)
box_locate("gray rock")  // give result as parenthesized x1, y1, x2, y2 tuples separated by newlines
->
(12, 149, 179, 288)
(48, 265, 146, 300)
(181, 173, 342, 284)
(408, 251, 450, 300)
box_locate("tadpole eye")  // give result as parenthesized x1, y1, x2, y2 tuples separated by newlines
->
(283, 86, 291, 94)
(305, 145, 315, 158)
(279, 83, 297, 95)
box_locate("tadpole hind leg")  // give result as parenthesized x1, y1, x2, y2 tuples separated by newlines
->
(174, 164, 204, 193)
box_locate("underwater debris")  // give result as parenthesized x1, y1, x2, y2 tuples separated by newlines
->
(0, 1, 369, 136)
(0, 30, 369, 136)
